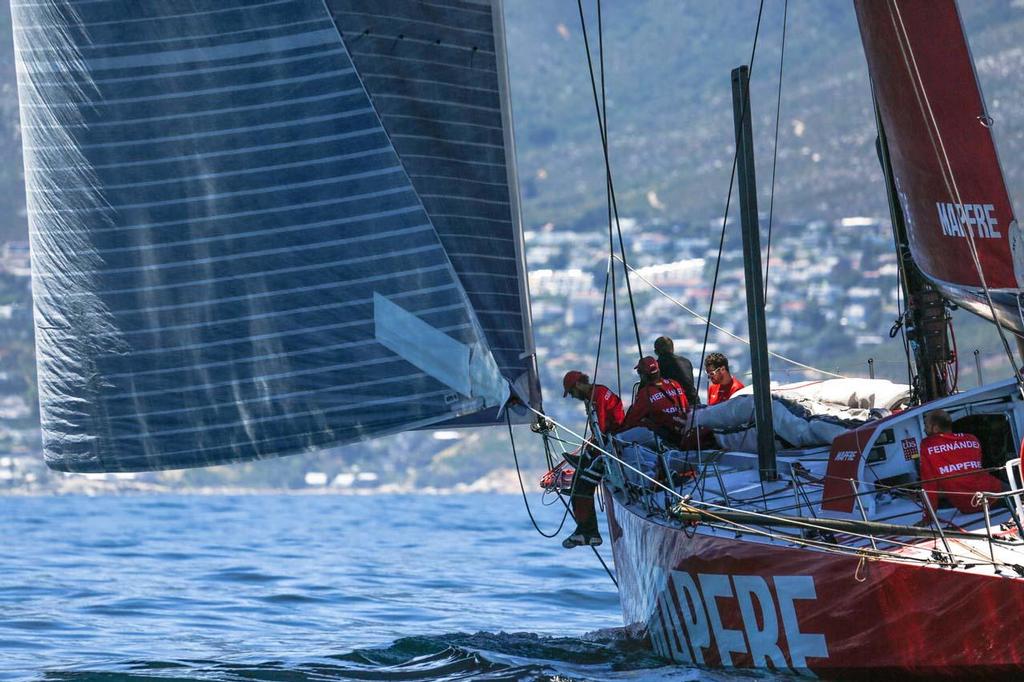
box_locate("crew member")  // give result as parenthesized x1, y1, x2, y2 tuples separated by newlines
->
(654, 336, 699, 406)
(563, 370, 624, 436)
(918, 409, 1002, 516)
(705, 352, 745, 405)
(561, 370, 625, 548)
(615, 357, 689, 447)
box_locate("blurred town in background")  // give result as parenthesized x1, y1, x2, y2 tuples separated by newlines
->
(0, 1, 1022, 493)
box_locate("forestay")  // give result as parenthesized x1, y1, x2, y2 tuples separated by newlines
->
(12, 0, 539, 472)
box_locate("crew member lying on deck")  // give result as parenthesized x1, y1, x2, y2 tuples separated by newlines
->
(919, 409, 1002, 518)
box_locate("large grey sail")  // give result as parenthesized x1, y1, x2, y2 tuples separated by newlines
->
(324, 0, 540, 422)
(12, 0, 530, 472)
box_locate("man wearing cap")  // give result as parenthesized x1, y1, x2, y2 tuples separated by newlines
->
(562, 370, 625, 436)
(561, 371, 624, 548)
(616, 356, 690, 447)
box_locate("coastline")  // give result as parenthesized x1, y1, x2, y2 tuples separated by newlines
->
(0, 466, 546, 497)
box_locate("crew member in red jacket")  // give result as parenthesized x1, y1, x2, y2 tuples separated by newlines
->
(705, 352, 745, 405)
(561, 370, 625, 548)
(563, 370, 624, 436)
(615, 357, 689, 447)
(918, 409, 1002, 517)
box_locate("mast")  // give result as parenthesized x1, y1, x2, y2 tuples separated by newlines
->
(874, 109, 953, 403)
(731, 65, 777, 482)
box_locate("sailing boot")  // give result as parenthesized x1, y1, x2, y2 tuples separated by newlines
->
(562, 495, 603, 548)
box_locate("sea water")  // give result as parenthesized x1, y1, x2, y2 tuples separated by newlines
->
(0, 493, 775, 681)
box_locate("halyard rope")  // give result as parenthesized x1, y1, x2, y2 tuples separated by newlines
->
(507, 411, 618, 587)
(617, 255, 848, 379)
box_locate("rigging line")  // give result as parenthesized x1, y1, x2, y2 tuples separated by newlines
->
(674, 490, 1006, 566)
(696, 0, 767, 402)
(696, 158, 738, 398)
(617, 256, 847, 378)
(524, 413, 619, 586)
(597, 0, 621, 395)
(895, 237, 915, 391)
(889, 4, 1020, 383)
(549, 458, 619, 588)
(520, 404, 990, 564)
(606, 176, 622, 393)
(527, 412, 619, 585)
(584, 258, 614, 442)
(576, 0, 643, 359)
(591, 538, 619, 588)
(872, 84, 918, 392)
(763, 0, 788, 298)
(508, 410, 570, 539)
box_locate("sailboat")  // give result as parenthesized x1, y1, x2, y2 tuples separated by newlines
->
(591, 1, 1024, 677)
(10, 0, 1024, 678)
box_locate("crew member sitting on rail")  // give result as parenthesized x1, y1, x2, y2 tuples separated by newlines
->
(614, 357, 689, 448)
(654, 336, 699, 406)
(918, 409, 1002, 516)
(705, 352, 745, 405)
(561, 370, 625, 549)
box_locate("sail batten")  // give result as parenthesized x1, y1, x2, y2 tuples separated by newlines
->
(15, 0, 539, 472)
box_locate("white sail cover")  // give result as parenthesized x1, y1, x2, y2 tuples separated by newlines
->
(12, 0, 539, 472)
(693, 379, 908, 451)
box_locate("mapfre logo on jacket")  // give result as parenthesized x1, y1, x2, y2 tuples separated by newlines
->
(919, 431, 1001, 513)
(937, 459, 982, 476)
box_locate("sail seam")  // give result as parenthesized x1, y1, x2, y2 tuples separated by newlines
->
(32, 147, 393, 195)
(24, 68, 356, 109)
(23, 88, 360, 129)
(15, 0, 294, 31)
(32, 127, 385, 173)
(26, 107, 374, 152)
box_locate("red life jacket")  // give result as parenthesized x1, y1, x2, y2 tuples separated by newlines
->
(919, 432, 1002, 513)
(617, 378, 688, 440)
(708, 377, 745, 405)
(589, 384, 624, 434)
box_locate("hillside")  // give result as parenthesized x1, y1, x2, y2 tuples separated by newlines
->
(1, 3, 1023, 241)
(2, 2, 1024, 490)
(503, 0, 1024, 229)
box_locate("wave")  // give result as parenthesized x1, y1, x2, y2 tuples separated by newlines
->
(39, 630, 710, 682)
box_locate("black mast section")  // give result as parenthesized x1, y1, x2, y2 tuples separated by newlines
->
(731, 65, 777, 482)
(873, 105, 953, 403)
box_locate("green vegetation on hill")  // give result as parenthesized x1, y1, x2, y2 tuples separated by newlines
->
(504, 0, 1024, 229)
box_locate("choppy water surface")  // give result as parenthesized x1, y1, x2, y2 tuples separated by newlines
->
(0, 493, 762, 681)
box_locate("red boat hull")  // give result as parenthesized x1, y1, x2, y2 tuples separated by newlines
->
(606, 492, 1024, 678)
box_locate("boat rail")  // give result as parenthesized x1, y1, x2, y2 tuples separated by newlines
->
(528, 406, 1024, 574)
(601, 448, 1024, 573)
